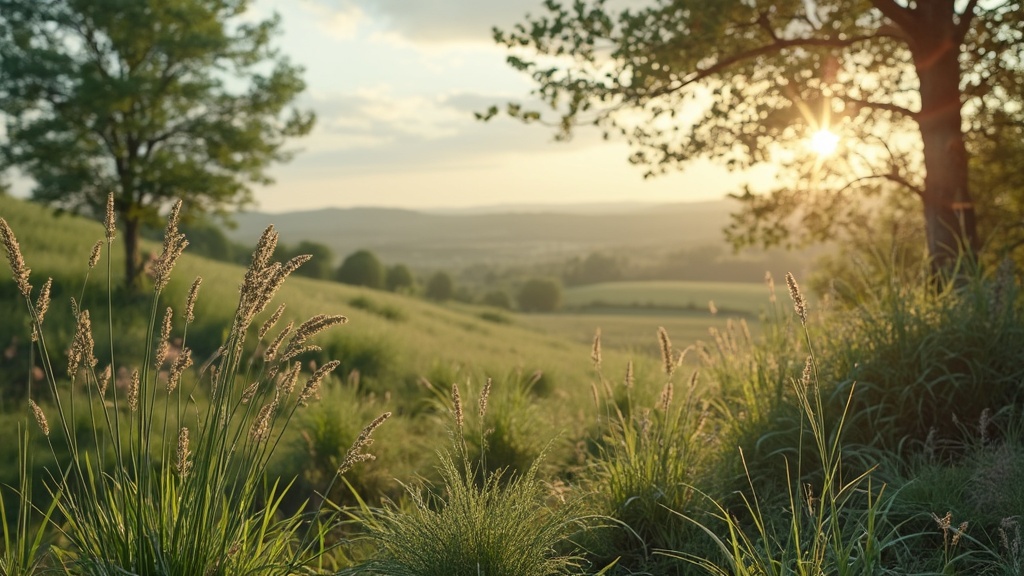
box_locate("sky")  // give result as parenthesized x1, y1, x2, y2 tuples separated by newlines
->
(239, 0, 777, 213)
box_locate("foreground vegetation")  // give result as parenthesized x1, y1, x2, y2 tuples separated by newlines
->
(1, 195, 1024, 575)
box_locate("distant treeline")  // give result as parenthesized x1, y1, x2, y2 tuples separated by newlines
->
(148, 220, 811, 314)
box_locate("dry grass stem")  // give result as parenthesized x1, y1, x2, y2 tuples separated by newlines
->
(479, 377, 492, 420)
(128, 369, 140, 411)
(68, 310, 97, 378)
(658, 326, 674, 377)
(338, 412, 391, 475)
(29, 399, 49, 436)
(88, 240, 102, 269)
(280, 315, 347, 363)
(786, 272, 807, 325)
(152, 200, 188, 292)
(104, 192, 117, 241)
(155, 307, 173, 369)
(624, 360, 634, 389)
(98, 364, 111, 396)
(258, 304, 286, 340)
(298, 360, 340, 406)
(452, 382, 464, 431)
(765, 271, 776, 304)
(167, 347, 192, 392)
(277, 361, 301, 396)
(250, 399, 278, 442)
(177, 427, 191, 476)
(0, 217, 32, 297)
(263, 321, 294, 363)
(185, 277, 202, 324)
(659, 381, 674, 411)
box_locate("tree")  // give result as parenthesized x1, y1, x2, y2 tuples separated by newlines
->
(385, 263, 415, 293)
(488, 0, 1024, 276)
(564, 252, 623, 286)
(481, 289, 512, 309)
(292, 241, 334, 280)
(424, 271, 454, 302)
(336, 249, 385, 289)
(0, 0, 314, 291)
(518, 278, 562, 312)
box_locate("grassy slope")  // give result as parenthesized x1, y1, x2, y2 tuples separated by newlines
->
(0, 195, 679, 494)
(563, 280, 769, 314)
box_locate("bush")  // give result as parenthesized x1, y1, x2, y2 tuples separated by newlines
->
(424, 271, 453, 302)
(480, 289, 512, 309)
(517, 278, 562, 312)
(384, 263, 414, 293)
(336, 249, 385, 288)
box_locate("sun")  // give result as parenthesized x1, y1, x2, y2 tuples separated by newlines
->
(808, 128, 840, 157)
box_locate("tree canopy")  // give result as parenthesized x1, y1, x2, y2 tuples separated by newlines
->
(0, 0, 314, 291)
(425, 271, 454, 302)
(336, 250, 385, 289)
(488, 0, 1024, 274)
(518, 278, 562, 312)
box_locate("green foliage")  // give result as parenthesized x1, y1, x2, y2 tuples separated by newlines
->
(290, 241, 335, 280)
(491, 0, 1024, 270)
(518, 278, 562, 312)
(336, 250, 385, 289)
(0, 0, 314, 291)
(480, 289, 512, 309)
(384, 264, 415, 293)
(424, 271, 454, 302)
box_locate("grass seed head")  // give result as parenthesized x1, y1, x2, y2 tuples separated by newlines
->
(479, 377, 492, 420)
(177, 427, 191, 476)
(88, 240, 102, 269)
(338, 412, 391, 475)
(155, 307, 173, 369)
(33, 277, 52, 341)
(452, 382, 464, 431)
(168, 347, 192, 393)
(152, 200, 188, 292)
(258, 303, 286, 340)
(68, 310, 97, 378)
(128, 369, 140, 411)
(659, 381, 674, 411)
(250, 399, 277, 442)
(0, 217, 32, 297)
(98, 364, 111, 396)
(624, 360, 634, 389)
(298, 360, 340, 406)
(658, 326, 674, 377)
(263, 321, 294, 364)
(591, 328, 602, 369)
(786, 272, 807, 325)
(104, 192, 116, 241)
(185, 277, 202, 324)
(29, 399, 49, 436)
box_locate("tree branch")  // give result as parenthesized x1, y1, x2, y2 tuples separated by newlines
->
(869, 0, 915, 33)
(650, 33, 892, 100)
(955, 0, 981, 43)
(835, 172, 924, 198)
(833, 94, 918, 120)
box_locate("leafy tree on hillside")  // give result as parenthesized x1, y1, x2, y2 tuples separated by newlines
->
(425, 271, 454, 302)
(336, 249, 385, 289)
(481, 290, 512, 310)
(0, 0, 314, 292)
(518, 278, 562, 313)
(292, 241, 334, 280)
(487, 1, 1024, 276)
(385, 263, 415, 293)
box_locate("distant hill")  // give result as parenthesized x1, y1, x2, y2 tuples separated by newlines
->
(228, 200, 739, 268)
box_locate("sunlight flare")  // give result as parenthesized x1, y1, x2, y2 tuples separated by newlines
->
(809, 128, 840, 157)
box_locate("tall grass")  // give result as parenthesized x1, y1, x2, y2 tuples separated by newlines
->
(345, 381, 590, 576)
(0, 195, 387, 574)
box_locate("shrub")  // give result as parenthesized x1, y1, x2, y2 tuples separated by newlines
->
(518, 278, 562, 312)
(384, 264, 414, 293)
(480, 289, 512, 309)
(424, 271, 454, 302)
(336, 249, 385, 288)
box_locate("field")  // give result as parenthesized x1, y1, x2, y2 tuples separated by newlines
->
(562, 280, 770, 315)
(2, 194, 1024, 576)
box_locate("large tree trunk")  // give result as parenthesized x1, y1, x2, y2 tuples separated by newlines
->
(123, 214, 142, 294)
(912, 4, 979, 279)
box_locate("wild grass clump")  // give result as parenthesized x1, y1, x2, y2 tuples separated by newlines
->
(346, 382, 589, 576)
(581, 327, 713, 573)
(0, 196, 387, 574)
(822, 260, 1024, 453)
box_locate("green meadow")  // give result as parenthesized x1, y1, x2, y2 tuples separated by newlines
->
(2, 194, 1024, 575)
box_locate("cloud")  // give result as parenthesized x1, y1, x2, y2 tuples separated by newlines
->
(311, 0, 541, 43)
